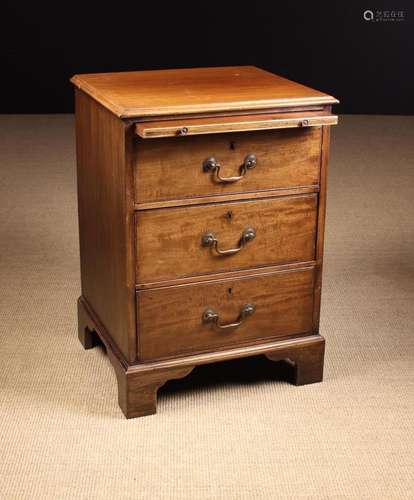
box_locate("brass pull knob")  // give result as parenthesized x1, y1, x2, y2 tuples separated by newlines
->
(203, 303, 256, 330)
(203, 154, 257, 183)
(178, 127, 188, 136)
(201, 227, 256, 256)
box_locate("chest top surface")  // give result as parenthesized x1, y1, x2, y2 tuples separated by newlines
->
(70, 66, 338, 119)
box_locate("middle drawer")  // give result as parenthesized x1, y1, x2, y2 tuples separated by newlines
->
(136, 194, 317, 284)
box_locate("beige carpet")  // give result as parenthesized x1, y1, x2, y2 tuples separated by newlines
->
(0, 115, 413, 499)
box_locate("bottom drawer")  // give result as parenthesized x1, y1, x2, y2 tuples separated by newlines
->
(137, 267, 315, 361)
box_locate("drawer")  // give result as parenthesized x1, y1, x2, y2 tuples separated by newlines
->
(136, 194, 317, 284)
(134, 127, 321, 204)
(137, 267, 315, 361)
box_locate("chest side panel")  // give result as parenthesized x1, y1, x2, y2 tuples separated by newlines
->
(75, 90, 136, 362)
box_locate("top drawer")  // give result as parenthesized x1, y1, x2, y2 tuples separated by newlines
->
(133, 127, 321, 204)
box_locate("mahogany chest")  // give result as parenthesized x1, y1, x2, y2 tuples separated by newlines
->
(71, 66, 338, 418)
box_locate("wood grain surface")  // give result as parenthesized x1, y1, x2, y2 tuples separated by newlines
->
(137, 267, 315, 361)
(135, 112, 338, 138)
(75, 90, 136, 362)
(70, 66, 338, 118)
(136, 194, 317, 284)
(312, 125, 331, 333)
(134, 127, 321, 204)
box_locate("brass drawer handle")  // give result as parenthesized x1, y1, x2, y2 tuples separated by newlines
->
(203, 154, 257, 183)
(203, 303, 256, 330)
(201, 227, 256, 256)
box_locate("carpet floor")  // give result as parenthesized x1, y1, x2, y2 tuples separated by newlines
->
(0, 115, 413, 499)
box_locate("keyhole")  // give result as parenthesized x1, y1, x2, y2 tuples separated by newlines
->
(226, 210, 233, 220)
(228, 287, 233, 296)
(229, 141, 236, 150)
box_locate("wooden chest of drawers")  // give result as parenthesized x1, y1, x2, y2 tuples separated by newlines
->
(71, 66, 338, 418)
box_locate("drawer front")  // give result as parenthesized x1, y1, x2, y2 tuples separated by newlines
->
(134, 128, 321, 204)
(137, 267, 315, 360)
(136, 194, 317, 284)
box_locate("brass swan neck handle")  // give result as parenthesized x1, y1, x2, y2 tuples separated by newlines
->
(201, 227, 256, 256)
(202, 304, 256, 330)
(203, 154, 257, 183)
